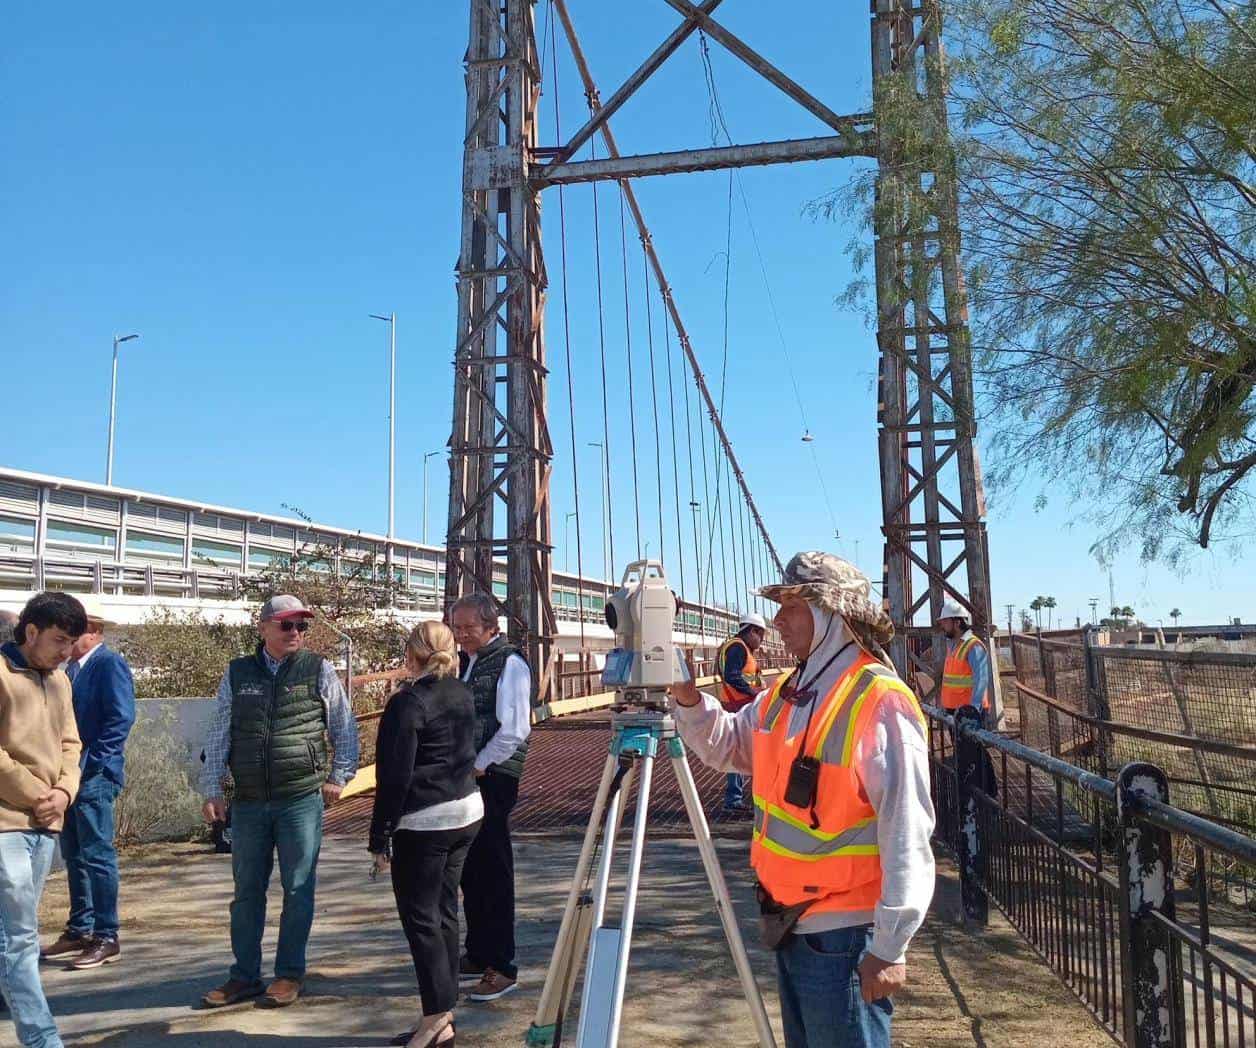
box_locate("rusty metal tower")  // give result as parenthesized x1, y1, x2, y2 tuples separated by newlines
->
(445, 0, 991, 700)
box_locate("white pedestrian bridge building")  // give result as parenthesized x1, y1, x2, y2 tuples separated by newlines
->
(0, 466, 745, 654)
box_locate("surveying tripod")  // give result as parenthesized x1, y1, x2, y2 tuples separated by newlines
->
(526, 705, 777, 1048)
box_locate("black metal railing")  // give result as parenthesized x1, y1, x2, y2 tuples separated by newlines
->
(928, 704, 1256, 1048)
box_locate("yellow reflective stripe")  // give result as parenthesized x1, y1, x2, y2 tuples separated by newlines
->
(806, 665, 873, 759)
(838, 675, 886, 766)
(752, 832, 880, 863)
(943, 674, 973, 685)
(955, 636, 979, 660)
(761, 672, 792, 731)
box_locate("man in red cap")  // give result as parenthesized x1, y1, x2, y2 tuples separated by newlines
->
(198, 594, 359, 1009)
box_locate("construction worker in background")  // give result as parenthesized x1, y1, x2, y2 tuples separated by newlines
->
(936, 599, 992, 726)
(672, 552, 935, 1048)
(716, 612, 766, 812)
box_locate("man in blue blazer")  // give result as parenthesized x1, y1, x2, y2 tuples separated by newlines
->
(40, 597, 136, 970)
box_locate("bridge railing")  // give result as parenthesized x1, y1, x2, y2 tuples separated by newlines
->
(928, 704, 1256, 1048)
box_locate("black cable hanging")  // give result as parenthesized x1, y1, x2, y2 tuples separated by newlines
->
(618, 184, 644, 559)
(678, 296, 707, 644)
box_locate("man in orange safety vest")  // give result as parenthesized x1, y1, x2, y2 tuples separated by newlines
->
(716, 613, 766, 812)
(935, 599, 992, 726)
(671, 552, 935, 1048)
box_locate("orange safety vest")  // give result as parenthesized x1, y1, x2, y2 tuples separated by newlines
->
(750, 654, 925, 916)
(940, 633, 987, 710)
(717, 636, 762, 713)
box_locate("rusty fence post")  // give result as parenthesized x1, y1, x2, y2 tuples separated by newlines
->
(1116, 762, 1185, 1048)
(954, 706, 989, 924)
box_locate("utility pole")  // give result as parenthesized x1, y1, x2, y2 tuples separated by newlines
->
(106, 333, 140, 486)
(422, 450, 441, 545)
(1005, 603, 1015, 636)
(1089, 597, 1100, 624)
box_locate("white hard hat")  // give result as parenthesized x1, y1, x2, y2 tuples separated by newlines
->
(738, 612, 766, 631)
(937, 599, 968, 623)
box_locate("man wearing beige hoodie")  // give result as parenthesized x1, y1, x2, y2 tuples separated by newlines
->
(0, 591, 85, 1048)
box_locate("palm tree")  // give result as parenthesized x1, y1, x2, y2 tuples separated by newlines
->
(1170, 607, 1182, 627)
(1044, 595, 1057, 630)
(1030, 596, 1045, 630)
(1121, 605, 1135, 623)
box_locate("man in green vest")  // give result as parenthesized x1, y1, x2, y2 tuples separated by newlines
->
(198, 595, 359, 1010)
(450, 593, 531, 1004)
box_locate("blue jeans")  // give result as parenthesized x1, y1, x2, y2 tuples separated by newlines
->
(61, 774, 122, 941)
(228, 790, 324, 985)
(0, 831, 63, 1048)
(724, 773, 748, 808)
(775, 924, 892, 1048)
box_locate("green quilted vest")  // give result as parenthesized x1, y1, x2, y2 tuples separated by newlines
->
(227, 646, 328, 803)
(463, 636, 529, 780)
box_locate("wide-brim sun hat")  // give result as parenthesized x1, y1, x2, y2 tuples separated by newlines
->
(757, 550, 894, 646)
(77, 595, 116, 628)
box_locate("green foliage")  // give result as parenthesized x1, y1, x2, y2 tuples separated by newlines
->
(119, 609, 254, 699)
(816, 0, 1256, 563)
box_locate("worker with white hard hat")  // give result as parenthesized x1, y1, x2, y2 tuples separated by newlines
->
(934, 598, 991, 721)
(715, 611, 767, 811)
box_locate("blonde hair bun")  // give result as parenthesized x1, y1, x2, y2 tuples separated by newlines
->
(406, 620, 459, 679)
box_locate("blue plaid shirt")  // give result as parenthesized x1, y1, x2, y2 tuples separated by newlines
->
(199, 650, 359, 798)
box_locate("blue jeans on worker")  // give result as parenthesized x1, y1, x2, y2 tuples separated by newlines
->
(61, 774, 122, 941)
(0, 830, 63, 1048)
(775, 924, 892, 1048)
(724, 772, 749, 809)
(228, 789, 324, 986)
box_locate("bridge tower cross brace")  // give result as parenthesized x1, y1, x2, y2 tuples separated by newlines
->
(445, 0, 993, 700)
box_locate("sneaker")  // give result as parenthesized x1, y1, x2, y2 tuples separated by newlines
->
(458, 955, 486, 986)
(69, 938, 121, 970)
(41, 932, 91, 962)
(466, 968, 517, 1002)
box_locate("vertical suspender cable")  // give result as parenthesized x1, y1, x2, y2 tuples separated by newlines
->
(642, 239, 666, 561)
(662, 285, 687, 614)
(548, 5, 586, 653)
(618, 185, 643, 558)
(589, 137, 616, 578)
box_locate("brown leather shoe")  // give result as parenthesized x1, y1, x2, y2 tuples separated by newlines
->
(201, 978, 266, 1008)
(69, 938, 121, 970)
(41, 932, 90, 961)
(466, 968, 517, 1002)
(262, 977, 303, 1008)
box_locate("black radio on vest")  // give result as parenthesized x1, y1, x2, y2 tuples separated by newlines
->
(461, 636, 529, 779)
(227, 647, 328, 803)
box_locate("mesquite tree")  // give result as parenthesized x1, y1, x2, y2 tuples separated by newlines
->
(822, 0, 1255, 562)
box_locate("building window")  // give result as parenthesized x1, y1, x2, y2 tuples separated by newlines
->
(411, 568, 437, 589)
(492, 580, 507, 599)
(126, 530, 184, 563)
(46, 520, 117, 553)
(249, 548, 290, 571)
(0, 514, 35, 552)
(191, 539, 242, 569)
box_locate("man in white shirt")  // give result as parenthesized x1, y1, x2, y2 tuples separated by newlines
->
(449, 593, 532, 1003)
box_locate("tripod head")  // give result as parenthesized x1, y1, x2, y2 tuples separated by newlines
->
(602, 559, 689, 711)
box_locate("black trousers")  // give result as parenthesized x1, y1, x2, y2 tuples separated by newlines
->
(460, 771, 520, 979)
(391, 822, 480, 1014)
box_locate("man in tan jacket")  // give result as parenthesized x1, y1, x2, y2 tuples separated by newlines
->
(0, 591, 85, 1048)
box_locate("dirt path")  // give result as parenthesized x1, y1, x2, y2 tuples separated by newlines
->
(24, 836, 1114, 1048)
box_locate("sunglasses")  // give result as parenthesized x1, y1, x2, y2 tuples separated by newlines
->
(277, 620, 310, 633)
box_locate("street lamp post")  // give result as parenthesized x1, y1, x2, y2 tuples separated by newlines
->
(564, 511, 577, 573)
(588, 441, 609, 580)
(369, 313, 397, 540)
(106, 333, 140, 486)
(422, 450, 441, 545)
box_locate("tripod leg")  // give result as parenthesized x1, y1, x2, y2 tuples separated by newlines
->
(529, 751, 621, 1047)
(578, 743, 655, 1048)
(671, 745, 778, 1048)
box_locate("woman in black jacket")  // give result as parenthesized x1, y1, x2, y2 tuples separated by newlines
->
(370, 620, 482, 1048)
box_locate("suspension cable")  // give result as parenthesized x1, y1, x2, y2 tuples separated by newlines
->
(618, 184, 643, 558)
(641, 237, 666, 560)
(662, 287, 687, 614)
(548, 5, 585, 651)
(589, 135, 615, 579)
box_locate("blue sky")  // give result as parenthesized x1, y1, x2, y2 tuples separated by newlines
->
(2, 2, 1248, 627)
